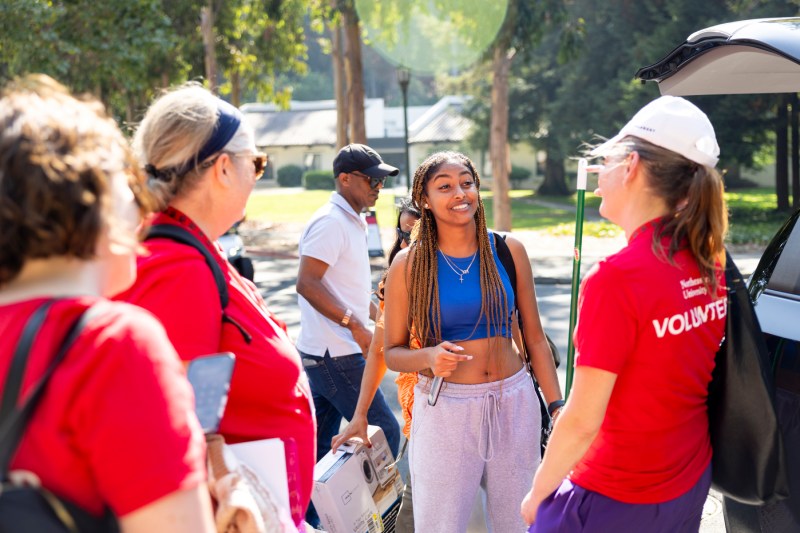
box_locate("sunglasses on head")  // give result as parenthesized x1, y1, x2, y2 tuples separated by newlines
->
(351, 171, 387, 190)
(396, 228, 411, 244)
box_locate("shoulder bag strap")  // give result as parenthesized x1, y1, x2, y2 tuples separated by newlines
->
(146, 224, 229, 309)
(0, 303, 98, 476)
(0, 300, 55, 423)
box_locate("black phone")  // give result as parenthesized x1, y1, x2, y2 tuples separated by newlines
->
(186, 352, 236, 434)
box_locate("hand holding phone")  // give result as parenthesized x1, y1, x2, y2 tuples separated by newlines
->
(427, 342, 472, 406)
(428, 376, 444, 406)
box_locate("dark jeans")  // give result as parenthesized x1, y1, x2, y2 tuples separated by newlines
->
(300, 350, 401, 459)
(301, 350, 401, 528)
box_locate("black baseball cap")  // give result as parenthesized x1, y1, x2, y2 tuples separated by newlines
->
(333, 143, 399, 179)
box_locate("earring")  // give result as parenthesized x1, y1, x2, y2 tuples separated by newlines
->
(424, 203, 429, 209)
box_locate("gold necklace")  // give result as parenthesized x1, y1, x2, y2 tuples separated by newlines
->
(440, 250, 477, 283)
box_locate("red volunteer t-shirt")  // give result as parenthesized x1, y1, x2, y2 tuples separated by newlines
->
(115, 207, 315, 524)
(0, 297, 206, 517)
(569, 221, 725, 503)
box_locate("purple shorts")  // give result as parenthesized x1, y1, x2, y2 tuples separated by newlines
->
(529, 464, 711, 533)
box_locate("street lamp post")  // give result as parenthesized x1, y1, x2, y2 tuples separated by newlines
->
(397, 67, 411, 190)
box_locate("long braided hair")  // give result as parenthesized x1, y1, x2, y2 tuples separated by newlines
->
(407, 151, 509, 350)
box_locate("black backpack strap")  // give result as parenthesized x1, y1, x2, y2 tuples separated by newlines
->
(0, 302, 99, 476)
(146, 224, 229, 309)
(0, 301, 55, 424)
(493, 231, 517, 303)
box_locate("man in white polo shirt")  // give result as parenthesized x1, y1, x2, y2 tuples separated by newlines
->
(296, 144, 401, 468)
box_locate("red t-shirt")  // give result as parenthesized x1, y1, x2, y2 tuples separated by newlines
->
(569, 221, 725, 503)
(0, 297, 205, 517)
(115, 207, 315, 523)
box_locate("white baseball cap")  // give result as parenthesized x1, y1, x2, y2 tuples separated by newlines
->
(590, 95, 720, 168)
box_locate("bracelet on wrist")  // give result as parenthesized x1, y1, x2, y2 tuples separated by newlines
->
(340, 308, 353, 327)
(547, 399, 565, 417)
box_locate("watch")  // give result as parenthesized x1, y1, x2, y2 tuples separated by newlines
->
(340, 308, 353, 327)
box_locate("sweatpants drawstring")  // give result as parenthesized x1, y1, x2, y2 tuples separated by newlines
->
(479, 390, 500, 461)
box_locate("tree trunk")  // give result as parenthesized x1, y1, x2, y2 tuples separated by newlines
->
(330, 21, 348, 149)
(341, 4, 366, 144)
(230, 68, 241, 107)
(776, 96, 790, 211)
(201, 2, 218, 94)
(792, 94, 799, 209)
(537, 137, 570, 196)
(490, 44, 513, 232)
(724, 164, 742, 188)
(539, 151, 568, 196)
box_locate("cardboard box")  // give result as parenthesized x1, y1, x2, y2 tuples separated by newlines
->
(312, 426, 403, 533)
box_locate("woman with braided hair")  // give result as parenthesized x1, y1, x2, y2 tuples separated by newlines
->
(384, 151, 562, 532)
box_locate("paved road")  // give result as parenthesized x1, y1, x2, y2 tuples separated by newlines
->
(250, 244, 736, 532)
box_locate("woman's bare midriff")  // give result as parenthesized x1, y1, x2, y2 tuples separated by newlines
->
(420, 336, 523, 384)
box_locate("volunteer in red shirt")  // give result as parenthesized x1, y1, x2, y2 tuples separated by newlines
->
(522, 96, 728, 532)
(0, 75, 213, 532)
(115, 83, 315, 527)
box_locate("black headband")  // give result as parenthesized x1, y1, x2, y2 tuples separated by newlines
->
(172, 98, 243, 177)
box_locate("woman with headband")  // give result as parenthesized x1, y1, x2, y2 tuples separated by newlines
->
(116, 84, 315, 528)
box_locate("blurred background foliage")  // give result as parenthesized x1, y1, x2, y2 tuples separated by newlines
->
(2, 0, 799, 220)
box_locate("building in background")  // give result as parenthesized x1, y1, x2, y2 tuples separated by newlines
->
(241, 96, 539, 187)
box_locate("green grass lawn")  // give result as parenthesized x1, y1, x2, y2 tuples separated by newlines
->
(539, 187, 790, 245)
(246, 187, 791, 245)
(246, 190, 399, 227)
(725, 188, 788, 245)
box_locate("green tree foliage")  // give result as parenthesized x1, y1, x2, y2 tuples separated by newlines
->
(215, 0, 309, 107)
(0, 0, 176, 120)
(465, 0, 799, 197)
(0, 0, 309, 121)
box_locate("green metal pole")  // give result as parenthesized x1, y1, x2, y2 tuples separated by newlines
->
(565, 158, 588, 398)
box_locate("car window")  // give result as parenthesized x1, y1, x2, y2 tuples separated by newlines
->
(766, 219, 800, 298)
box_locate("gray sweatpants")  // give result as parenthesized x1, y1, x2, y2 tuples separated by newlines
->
(409, 367, 541, 533)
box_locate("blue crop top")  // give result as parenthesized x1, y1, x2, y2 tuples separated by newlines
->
(435, 231, 515, 341)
